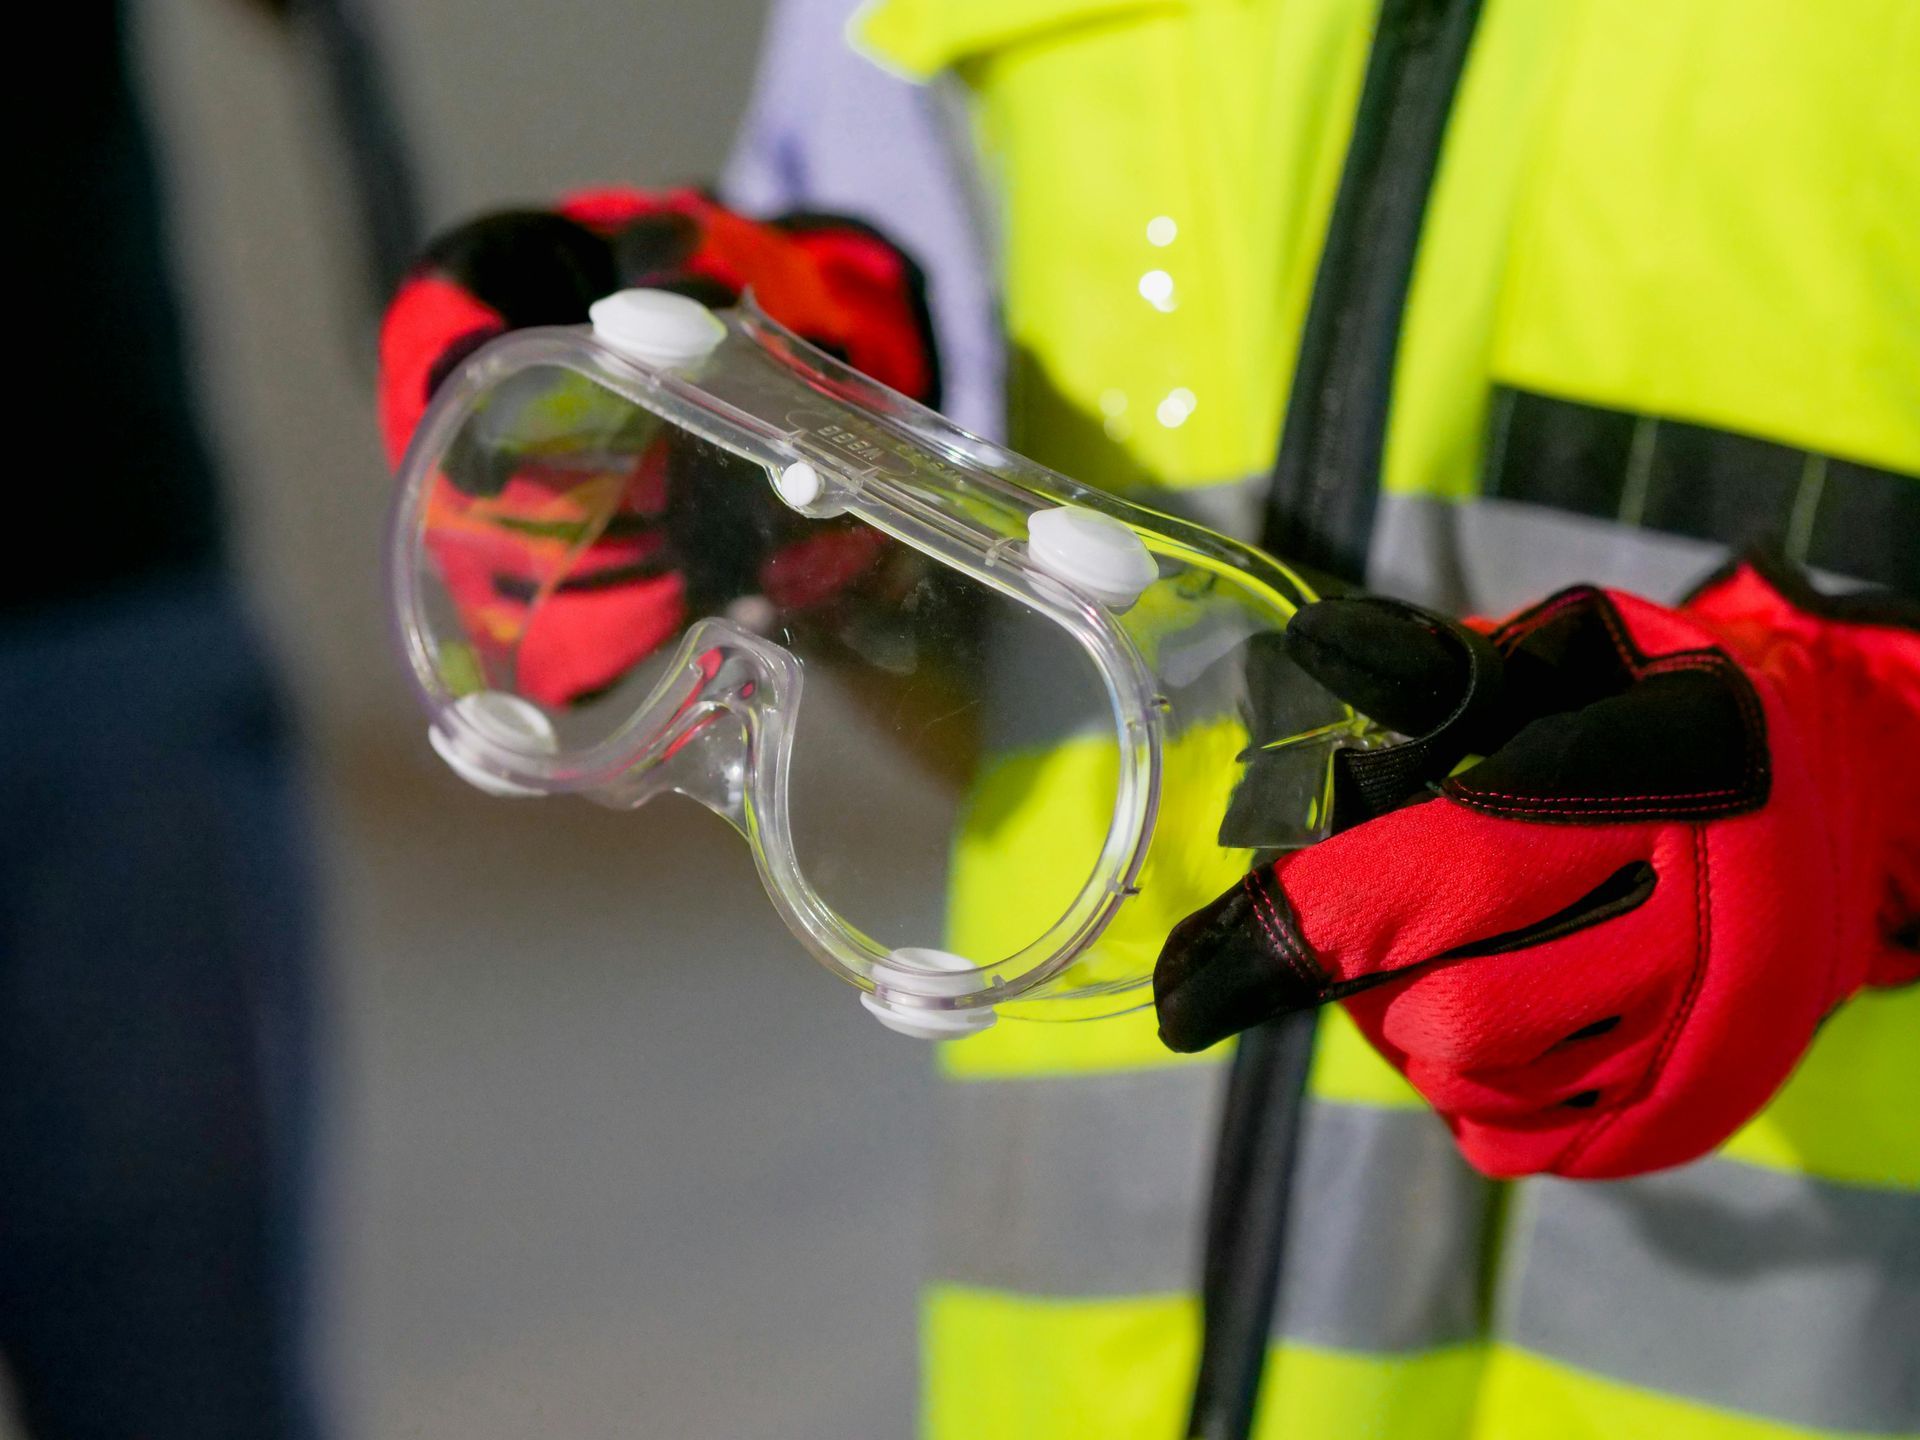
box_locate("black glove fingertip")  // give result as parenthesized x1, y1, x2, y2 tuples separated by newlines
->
(1285, 597, 1484, 736)
(1155, 878, 1325, 1053)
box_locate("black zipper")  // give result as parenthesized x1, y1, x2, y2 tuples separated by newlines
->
(1260, 0, 1485, 583)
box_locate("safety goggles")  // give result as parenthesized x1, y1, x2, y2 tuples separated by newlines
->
(388, 289, 1356, 1036)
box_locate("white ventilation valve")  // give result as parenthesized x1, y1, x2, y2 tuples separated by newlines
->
(589, 288, 727, 366)
(861, 948, 997, 1040)
(1027, 506, 1158, 609)
(429, 692, 559, 799)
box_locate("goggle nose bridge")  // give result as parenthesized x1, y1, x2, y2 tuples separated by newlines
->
(619, 616, 806, 836)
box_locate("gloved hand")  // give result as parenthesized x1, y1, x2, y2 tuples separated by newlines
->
(377, 188, 938, 705)
(1155, 557, 1920, 1178)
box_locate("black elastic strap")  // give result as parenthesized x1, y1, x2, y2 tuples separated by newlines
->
(1193, 0, 1486, 1432)
(1259, 0, 1486, 580)
(1325, 600, 1506, 824)
(1185, 1008, 1318, 1440)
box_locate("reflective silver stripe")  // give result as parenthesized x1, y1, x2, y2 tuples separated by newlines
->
(1367, 491, 1870, 617)
(932, 1068, 1492, 1353)
(1273, 1100, 1491, 1353)
(1502, 1160, 1920, 1434)
(931, 1065, 1220, 1299)
(1143, 473, 1271, 545)
(1367, 490, 1731, 615)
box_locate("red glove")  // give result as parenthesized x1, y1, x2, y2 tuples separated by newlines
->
(377, 188, 937, 706)
(1155, 557, 1920, 1178)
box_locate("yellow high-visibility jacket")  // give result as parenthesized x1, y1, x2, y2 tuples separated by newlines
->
(743, 1, 1920, 1435)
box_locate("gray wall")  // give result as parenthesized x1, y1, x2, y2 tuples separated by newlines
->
(135, 0, 775, 745)
(106, 3, 937, 1435)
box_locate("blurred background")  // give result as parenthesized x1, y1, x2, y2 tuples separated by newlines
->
(3, 1, 939, 1434)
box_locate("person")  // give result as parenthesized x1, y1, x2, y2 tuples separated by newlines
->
(380, 1, 1920, 1435)
(1, 4, 324, 1435)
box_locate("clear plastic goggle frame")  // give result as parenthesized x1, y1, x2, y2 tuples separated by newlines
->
(388, 290, 1356, 1035)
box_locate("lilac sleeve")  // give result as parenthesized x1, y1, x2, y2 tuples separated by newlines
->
(721, 0, 1003, 438)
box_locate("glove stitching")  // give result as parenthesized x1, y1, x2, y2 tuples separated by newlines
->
(1443, 796, 1752, 821)
(1240, 871, 1288, 963)
(1271, 902, 1324, 991)
(1455, 591, 1773, 818)
(1446, 790, 1745, 808)
(1584, 607, 1772, 800)
(1490, 587, 1605, 652)
(1443, 653, 1770, 817)
(1648, 655, 1770, 795)
(1244, 871, 1322, 990)
(1561, 823, 1713, 1172)
(1585, 590, 1652, 672)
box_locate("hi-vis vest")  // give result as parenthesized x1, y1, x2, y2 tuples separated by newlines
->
(853, 2, 1920, 1437)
